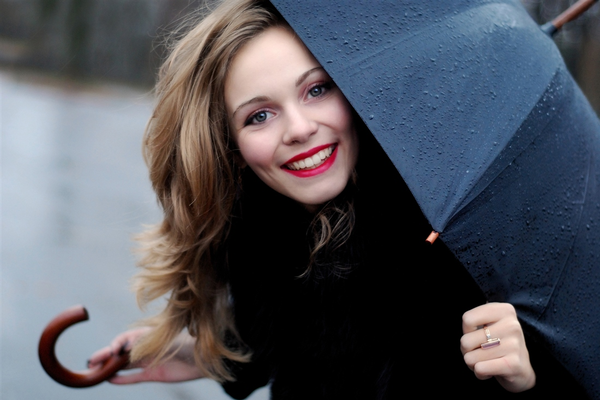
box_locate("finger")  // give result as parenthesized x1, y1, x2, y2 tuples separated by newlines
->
(109, 335, 134, 355)
(472, 358, 501, 381)
(460, 324, 503, 354)
(462, 303, 516, 333)
(473, 355, 521, 381)
(118, 356, 152, 371)
(89, 340, 131, 367)
(470, 351, 536, 392)
(108, 369, 150, 385)
(466, 315, 524, 355)
(463, 332, 523, 371)
(95, 327, 150, 360)
(88, 345, 114, 367)
(463, 342, 506, 370)
(108, 365, 172, 384)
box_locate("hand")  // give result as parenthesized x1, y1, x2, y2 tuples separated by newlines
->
(88, 327, 205, 384)
(460, 303, 536, 393)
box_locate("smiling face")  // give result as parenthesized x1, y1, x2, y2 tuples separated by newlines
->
(225, 26, 358, 210)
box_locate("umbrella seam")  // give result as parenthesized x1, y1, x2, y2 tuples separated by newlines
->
(445, 67, 565, 232)
(535, 146, 592, 322)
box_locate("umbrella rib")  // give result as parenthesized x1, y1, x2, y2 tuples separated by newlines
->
(446, 69, 565, 230)
(535, 152, 592, 322)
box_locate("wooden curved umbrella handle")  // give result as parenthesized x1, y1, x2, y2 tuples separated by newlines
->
(38, 305, 130, 388)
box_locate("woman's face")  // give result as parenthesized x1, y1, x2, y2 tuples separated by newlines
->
(225, 26, 358, 210)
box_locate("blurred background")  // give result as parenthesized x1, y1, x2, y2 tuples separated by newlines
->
(522, 0, 600, 112)
(0, 0, 598, 110)
(0, 1, 270, 399)
(0, 0, 598, 399)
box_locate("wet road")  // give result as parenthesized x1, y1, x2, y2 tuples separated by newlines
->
(0, 70, 268, 400)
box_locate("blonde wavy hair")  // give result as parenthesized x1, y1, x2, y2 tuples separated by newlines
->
(130, 0, 356, 382)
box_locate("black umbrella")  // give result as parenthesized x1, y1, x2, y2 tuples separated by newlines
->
(271, 0, 600, 397)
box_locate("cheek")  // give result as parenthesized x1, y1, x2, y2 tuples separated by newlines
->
(237, 136, 276, 170)
(329, 97, 354, 132)
(332, 99, 359, 161)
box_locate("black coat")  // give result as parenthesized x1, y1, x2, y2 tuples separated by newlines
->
(221, 138, 586, 399)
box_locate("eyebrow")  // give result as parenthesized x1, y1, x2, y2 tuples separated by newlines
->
(231, 67, 326, 119)
(295, 67, 324, 87)
(232, 96, 271, 119)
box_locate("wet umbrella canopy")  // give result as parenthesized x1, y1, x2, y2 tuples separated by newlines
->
(271, 0, 600, 397)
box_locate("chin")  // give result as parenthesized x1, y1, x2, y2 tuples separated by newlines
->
(295, 182, 349, 209)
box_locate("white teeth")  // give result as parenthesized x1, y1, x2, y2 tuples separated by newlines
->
(285, 145, 335, 171)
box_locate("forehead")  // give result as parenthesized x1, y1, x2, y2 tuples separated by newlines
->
(224, 26, 320, 110)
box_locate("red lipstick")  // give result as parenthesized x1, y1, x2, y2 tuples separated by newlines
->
(282, 144, 338, 178)
(283, 143, 334, 164)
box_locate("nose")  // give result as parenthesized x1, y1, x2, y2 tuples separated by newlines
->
(283, 105, 318, 145)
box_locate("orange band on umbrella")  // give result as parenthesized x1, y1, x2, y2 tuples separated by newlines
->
(425, 231, 439, 244)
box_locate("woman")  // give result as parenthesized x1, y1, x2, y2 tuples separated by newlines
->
(89, 0, 586, 398)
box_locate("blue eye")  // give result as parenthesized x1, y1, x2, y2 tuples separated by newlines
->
(245, 110, 272, 126)
(254, 111, 267, 122)
(310, 86, 323, 97)
(307, 82, 333, 99)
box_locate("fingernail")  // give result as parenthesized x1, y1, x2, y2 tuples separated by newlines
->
(119, 341, 130, 356)
(86, 359, 92, 368)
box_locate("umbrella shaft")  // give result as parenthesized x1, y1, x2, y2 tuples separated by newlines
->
(549, 0, 598, 32)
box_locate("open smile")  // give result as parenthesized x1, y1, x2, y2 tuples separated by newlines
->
(282, 144, 338, 178)
(285, 144, 335, 171)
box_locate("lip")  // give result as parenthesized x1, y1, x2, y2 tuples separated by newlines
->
(282, 145, 338, 178)
(283, 143, 335, 164)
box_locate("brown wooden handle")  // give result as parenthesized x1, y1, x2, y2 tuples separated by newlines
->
(38, 305, 130, 388)
(552, 0, 598, 30)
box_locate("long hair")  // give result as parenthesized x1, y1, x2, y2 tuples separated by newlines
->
(131, 0, 284, 381)
(131, 0, 357, 381)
